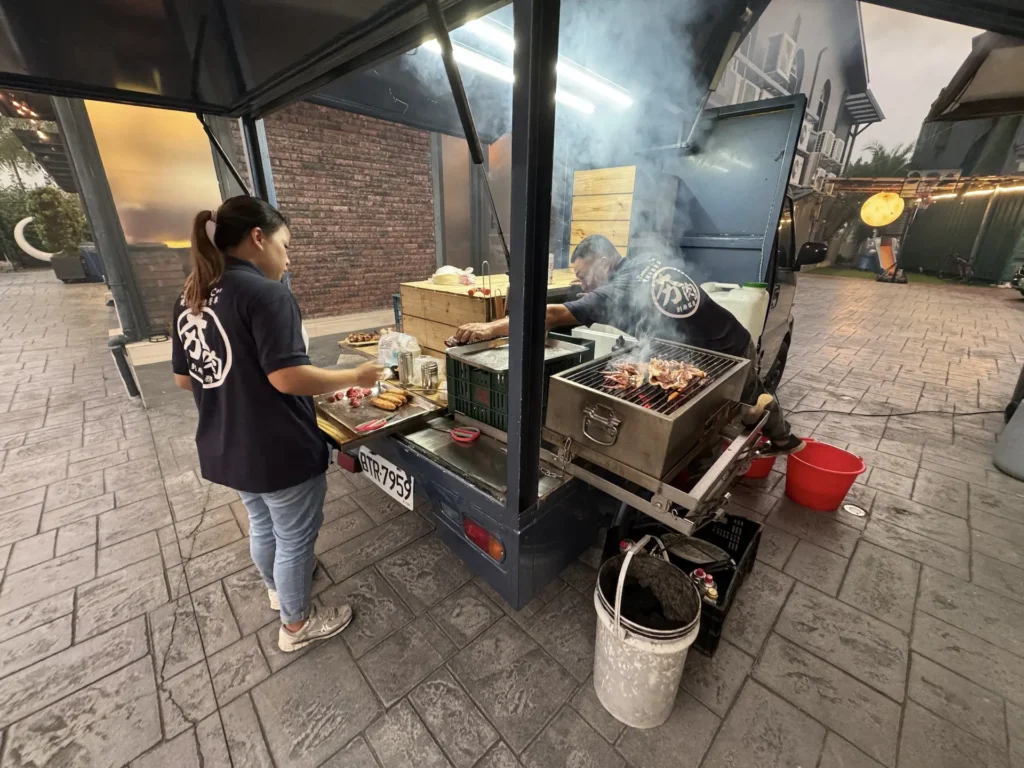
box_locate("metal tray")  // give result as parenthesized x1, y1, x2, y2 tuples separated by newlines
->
(446, 337, 588, 374)
(315, 384, 442, 449)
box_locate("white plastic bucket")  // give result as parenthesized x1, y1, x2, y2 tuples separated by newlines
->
(701, 282, 769, 342)
(592, 537, 701, 728)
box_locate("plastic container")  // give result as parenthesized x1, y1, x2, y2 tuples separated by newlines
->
(995, 400, 1024, 481)
(743, 437, 776, 479)
(785, 440, 866, 511)
(701, 282, 770, 341)
(571, 324, 637, 358)
(593, 538, 701, 728)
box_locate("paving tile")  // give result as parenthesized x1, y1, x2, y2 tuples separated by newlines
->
(366, 699, 452, 768)
(449, 617, 577, 753)
(208, 634, 270, 705)
(5, 435, 74, 466)
(324, 469, 356, 501)
(38, 492, 114, 531)
(524, 586, 596, 682)
(43, 470, 105, 512)
(220, 693, 275, 768)
(521, 707, 623, 768)
(184, 538, 252, 590)
(681, 638, 754, 717)
(1008, 702, 1024, 768)
(358, 615, 454, 706)
(475, 743, 522, 768)
(754, 634, 900, 767)
(6, 528, 55, 573)
(862, 518, 969, 580)
(818, 732, 884, 768)
(150, 597, 204, 681)
(131, 727, 204, 768)
(898, 700, 1008, 768)
(97, 530, 161, 576)
(973, 528, 1024, 570)
(429, 581, 503, 649)
(0, 590, 73, 643)
(767, 499, 861, 556)
(702, 679, 825, 768)
(560, 559, 599, 593)
(68, 438, 120, 464)
(252, 639, 382, 768)
(571, 676, 626, 744)
(871, 491, 969, 549)
(912, 468, 970, 517)
(314, 508, 376, 554)
(321, 493, 362, 524)
(255, 617, 313, 673)
(317, 567, 414, 658)
(104, 456, 161, 493)
(410, 669, 498, 768)
(839, 541, 919, 632)
(912, 611, 1024, 708)
(55, 517, 96, 555)
(377, 535, 473, 614)
(97, 494, 173, 547)
(616, 690, 720, 768)
(918, 566, 1024, 658)
(0, 504, 42, 548)
(972, 552, 1024, 605)
(867, 467, 915, 497)
(68, 449, 128, 477)
(969, 484, 1024, 523)
(223, 565, 279, 636)
(0, 616, 148, 728)
(721, 562, 793, 656)
(0, 546, 94, 614)
(0, 613, 72, 678)
(972, 509, 1024, 548)
(320, 511, 431, 582)
(0, 486, 45, 516)
(320, 736, 382, 768)
(907, 652, 1006, 749)
(158, 661, 217, 739)
(782, 539, 848, 595)
(775, 583, 908, 701)
(75, 554, 167, 640)
(756, 524, 798, 569)
(114, 478, 165, 506)
(2, 656, 160, 768)
(353, 484, 409, 524)
(192, 581, 242, 654)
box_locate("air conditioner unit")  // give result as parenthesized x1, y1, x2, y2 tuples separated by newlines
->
(790, 154, 805, 185)
(739, 78, 761, 104)
(831, 137, 846, 164)
(804, 151, 822, 178)
(766, 34, 797, 83)
(797, 123, 815, 153)
(814, 130, 835, 158)
(812, 168, 828, 191)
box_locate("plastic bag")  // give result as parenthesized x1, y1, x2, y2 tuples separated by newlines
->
(431, 266, 475, 286)
(377, 332, 421, 367)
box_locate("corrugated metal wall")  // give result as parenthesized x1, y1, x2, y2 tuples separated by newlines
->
(900, 192, 1024, 281)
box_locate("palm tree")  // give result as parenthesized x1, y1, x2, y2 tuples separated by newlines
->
(0, 121, 39, 190)
(847, 141, 914, 178)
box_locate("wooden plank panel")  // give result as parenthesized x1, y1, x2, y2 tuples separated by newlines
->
(402, 315, 459, 355)
(400, 285, 487, 327)
(572, 166, 635, 196)
(567, 245, 628, 258)
(571, 193, 632, 221)
(569, 220, 631, 247)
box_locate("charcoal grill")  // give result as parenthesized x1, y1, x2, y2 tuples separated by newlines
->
(544, 340, 749, 479)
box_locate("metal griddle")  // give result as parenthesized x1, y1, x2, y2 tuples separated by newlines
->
(315, 384, 442, 449)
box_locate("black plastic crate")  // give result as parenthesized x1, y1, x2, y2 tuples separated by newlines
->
(629, 513, 761, 657)
(446, 340, 591, 431)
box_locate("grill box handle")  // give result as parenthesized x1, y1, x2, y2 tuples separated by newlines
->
(582, 404, 621, 446)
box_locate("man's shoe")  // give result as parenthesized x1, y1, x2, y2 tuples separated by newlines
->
(278, 603, 353, 653)
(760, 435, 806, 457)
(268, 589, 280, 611)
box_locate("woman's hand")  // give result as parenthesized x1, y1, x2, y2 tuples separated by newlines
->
(353, 362, 385, 387)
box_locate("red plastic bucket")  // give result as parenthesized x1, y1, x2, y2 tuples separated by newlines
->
(785, 440, 866, 511)
(744, 438, 776, 479)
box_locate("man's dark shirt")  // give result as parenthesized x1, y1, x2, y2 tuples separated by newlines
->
(171, 257, 327, 493)
(564, 255, 752, 356)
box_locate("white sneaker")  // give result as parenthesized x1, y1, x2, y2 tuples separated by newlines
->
(278, 603, 353, 653)
(268, 589, 280, 611)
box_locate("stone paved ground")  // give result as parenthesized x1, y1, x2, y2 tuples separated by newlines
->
(1, 269, 1024, 768)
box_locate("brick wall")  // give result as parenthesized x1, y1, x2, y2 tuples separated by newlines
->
(255, 103, 436, 318)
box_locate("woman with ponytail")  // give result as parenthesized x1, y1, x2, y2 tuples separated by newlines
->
(172, 195, 382, 652)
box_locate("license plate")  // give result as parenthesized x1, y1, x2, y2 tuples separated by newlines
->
(358, 447, 414, 510)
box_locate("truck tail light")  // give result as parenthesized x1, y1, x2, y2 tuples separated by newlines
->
(462, 516, 505, 562)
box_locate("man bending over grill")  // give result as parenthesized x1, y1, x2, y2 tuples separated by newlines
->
(454, 234, 804, 456)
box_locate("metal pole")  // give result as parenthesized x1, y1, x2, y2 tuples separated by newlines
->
(241, 117, 277, 205)
(52, 97, 149, 341)
(504, 0, 561, 516)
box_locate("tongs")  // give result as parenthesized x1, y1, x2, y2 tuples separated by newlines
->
(354, 414, 398, 433)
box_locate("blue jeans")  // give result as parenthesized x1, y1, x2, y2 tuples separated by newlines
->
(238, 473, 326, 624)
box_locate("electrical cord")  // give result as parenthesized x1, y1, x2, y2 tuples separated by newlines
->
(784, 408, 1003, 418)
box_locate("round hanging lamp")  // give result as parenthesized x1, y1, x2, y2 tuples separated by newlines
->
(860, 192, 905, 227)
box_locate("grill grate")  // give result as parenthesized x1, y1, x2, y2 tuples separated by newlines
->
(560, 340, 742, 416)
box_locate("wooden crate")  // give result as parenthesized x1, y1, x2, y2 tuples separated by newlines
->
(569, 165, 636, 258)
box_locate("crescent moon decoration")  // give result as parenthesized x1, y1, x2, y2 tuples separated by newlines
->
(14, 217, 57, 263)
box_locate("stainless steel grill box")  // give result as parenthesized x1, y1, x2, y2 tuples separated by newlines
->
(544, 340, 750, 478)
